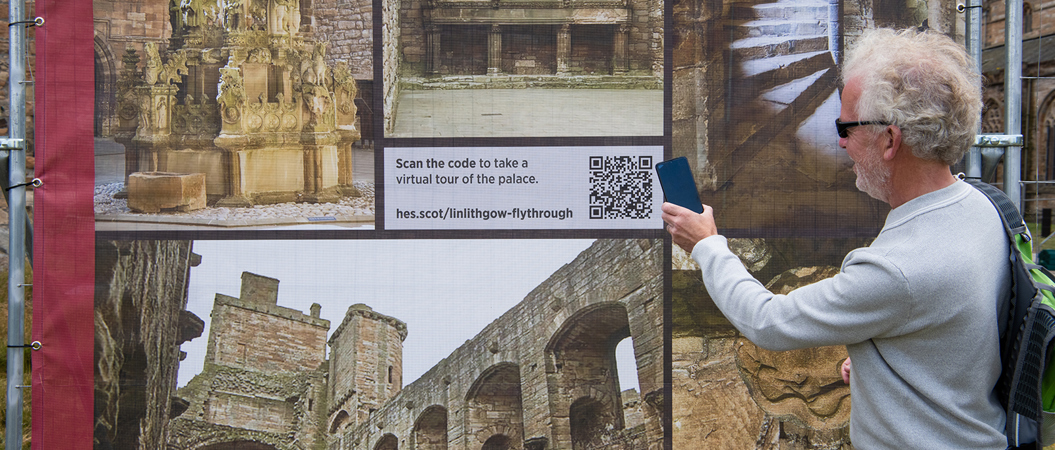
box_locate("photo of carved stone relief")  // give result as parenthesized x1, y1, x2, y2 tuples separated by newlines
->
(671, 0, 962, 232)
(382, 0, 664, 137)
(671, 237, 871, 449)
(94, 239, 665, 449)
(93, 0, 376, 231)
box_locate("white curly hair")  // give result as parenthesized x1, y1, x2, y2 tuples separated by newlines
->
(842, 28, 983, 165)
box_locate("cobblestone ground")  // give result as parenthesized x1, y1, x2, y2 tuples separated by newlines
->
(93, 181, 375, 222)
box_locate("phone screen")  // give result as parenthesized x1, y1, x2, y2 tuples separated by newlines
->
(655, 157, 704, 214)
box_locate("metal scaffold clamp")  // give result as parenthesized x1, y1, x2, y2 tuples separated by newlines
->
(0, 139, 24, 150)
(975, 134, 1024, 147)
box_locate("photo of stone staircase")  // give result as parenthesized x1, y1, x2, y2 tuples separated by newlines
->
(675, 0, 886, 232)
(723, 0, 837, 182)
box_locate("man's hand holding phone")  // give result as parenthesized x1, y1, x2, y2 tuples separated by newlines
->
(655, 157, 717, 252)
(662, 202, 717, 253)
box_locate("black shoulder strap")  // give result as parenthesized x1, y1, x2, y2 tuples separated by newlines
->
(964, 178, 1028, 236)
(963, 178, 1026, 396)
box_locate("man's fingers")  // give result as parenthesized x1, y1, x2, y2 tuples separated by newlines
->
(661, 202, 688, 215)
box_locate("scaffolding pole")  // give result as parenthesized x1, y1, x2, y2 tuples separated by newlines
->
(1005, 0, 1024, 210)
(5, 0, 28, 445)
(964, 0, 1024, 211)
(964, 0, 983, 179)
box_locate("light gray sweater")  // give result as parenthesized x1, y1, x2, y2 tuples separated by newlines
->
(692, 180, 1009, 449)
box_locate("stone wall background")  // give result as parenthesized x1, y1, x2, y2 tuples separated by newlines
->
(673, 238, 869, 449)
(315, 0, 374, 80)
(0, 0, 36, 153)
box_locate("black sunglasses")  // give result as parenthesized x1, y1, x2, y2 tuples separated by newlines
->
(835, 119, 889, 138)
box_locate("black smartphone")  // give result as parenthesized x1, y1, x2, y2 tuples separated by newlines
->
(655, 157, 704, 214)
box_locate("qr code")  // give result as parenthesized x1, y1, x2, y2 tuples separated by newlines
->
(589, 155, 653, 219)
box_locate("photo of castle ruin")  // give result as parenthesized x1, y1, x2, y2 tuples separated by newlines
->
(92, 0, 377, 230)
(382, 0, 664, 137)
(671, 0, 960, 232)
(94, 239, 665, 449)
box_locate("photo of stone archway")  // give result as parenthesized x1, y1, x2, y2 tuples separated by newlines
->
(93, 239, 665, 449)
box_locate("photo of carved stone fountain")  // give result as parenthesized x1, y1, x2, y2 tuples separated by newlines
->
(113, 0, 361, 211)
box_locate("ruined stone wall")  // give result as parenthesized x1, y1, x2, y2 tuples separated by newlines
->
(93, 0, 170, 48)
(634, 0, 663, 76)
(673, 238, 874, 448)
(567, 26, 616, 75)
(203, 391, 296, 433)
(172, 365, 329, 449)
(502, 26, 559, 75)
(314, 0, 374, 79)
(341, 239, 664, 450)
(395, 0, 425, 77)
(94, 240, 203, 450)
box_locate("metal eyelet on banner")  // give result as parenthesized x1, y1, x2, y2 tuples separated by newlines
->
(4, 178, 41, 192)
(8, 341, 41, 350)
(7, 17, 43, 27)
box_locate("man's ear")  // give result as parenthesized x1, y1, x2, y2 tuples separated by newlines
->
(881, 125, 903, 161)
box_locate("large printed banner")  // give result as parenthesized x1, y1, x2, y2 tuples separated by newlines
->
(28, 0, 955, 448)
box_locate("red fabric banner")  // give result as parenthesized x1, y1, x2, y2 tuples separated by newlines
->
(32, 0, 95, 448)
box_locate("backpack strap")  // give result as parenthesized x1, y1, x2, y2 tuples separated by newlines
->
(965, 177, 1028, 236)
(964, 177, 1033, 377)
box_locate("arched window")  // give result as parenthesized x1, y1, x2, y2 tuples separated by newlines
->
(983, 99, 1004, 134)
(413, 405, 448, 450)
(482, 435, 512, 450)
(374, 434, 398, 450)
(615, 336, 638, 392)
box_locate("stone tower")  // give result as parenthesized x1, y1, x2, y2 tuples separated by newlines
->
(172, 272, 331, 449)
(202, 272, 330, 372)
(327, 303, 408, 434)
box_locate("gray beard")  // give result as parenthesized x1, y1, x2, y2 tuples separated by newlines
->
(854, 147, 892, 202)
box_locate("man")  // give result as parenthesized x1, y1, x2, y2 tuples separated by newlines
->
(663, 29, 1010, 448)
